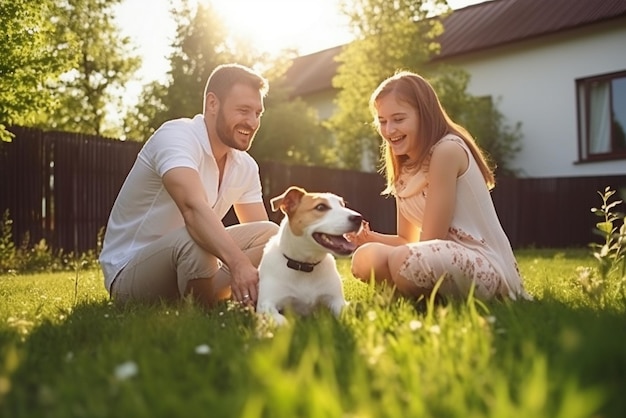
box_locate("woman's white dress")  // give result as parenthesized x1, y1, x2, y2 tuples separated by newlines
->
(395, 135, 531, 300)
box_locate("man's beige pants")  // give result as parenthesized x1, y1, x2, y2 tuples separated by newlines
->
(110, 221, 278, 305)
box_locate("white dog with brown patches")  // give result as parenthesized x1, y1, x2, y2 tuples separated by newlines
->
(256, 186, 363, 326)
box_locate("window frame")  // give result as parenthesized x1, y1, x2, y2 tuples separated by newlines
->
(576, 70, 626, 162)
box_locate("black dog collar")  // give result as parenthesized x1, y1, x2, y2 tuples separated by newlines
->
(283, 254, 321, 273)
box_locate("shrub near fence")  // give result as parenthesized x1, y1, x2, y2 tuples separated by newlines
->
(1, 126, 625, 253)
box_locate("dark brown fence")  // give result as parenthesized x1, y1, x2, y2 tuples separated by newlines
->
(1, 127, 142, 253)
(1, 126, 625, 253)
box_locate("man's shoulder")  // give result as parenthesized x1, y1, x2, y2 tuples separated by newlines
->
(157, 115, 203, 134)
(146, 115, 206, 150)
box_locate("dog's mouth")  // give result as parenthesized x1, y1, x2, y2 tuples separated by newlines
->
(312, 233, 357, 256)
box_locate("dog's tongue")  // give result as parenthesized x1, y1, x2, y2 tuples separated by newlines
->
(332, 235, 357, 255)
(313, 233, 357, 256)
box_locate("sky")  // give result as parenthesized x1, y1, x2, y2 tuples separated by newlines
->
(113, 0, 486, 107)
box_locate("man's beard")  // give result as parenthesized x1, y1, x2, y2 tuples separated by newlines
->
(215, 108, 255, 151)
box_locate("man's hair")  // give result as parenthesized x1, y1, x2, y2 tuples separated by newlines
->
(204, 63, 269, 102)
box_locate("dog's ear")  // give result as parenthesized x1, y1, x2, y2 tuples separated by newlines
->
(270, 186, 306, 214)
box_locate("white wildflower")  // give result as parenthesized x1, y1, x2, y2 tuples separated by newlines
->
(114, 361, 138, 380)
(195, 344, 212, 355)
(409, 320, 422, 331)
(428, 325, 441, 334)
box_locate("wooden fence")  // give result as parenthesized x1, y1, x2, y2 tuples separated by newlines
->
(1, 126, 625, 253)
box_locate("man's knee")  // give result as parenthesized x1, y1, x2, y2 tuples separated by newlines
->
(254, 220, 279, 242)
(184, 277, 231, 308)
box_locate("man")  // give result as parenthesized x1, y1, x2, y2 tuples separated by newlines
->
(99, 63, 279, 308)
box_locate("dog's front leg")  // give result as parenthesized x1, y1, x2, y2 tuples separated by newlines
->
(326, 297, 348, 319)
(256, 302, 289, 326)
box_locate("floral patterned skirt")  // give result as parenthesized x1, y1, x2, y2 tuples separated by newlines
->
(398, 239, 504, 300)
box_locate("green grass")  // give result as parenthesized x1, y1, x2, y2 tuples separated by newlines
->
(1, 248, 624, 418)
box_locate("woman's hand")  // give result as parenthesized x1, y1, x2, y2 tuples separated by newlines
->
(345, 220, 371, 247)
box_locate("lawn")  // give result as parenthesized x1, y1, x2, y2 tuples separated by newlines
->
(0, 248, 625, 418)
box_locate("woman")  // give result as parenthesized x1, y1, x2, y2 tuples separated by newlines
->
(349, 71, 531, 301)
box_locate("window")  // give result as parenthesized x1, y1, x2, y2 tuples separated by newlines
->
(577, 71, 626, 161)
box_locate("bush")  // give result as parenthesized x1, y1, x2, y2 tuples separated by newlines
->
(0, 209, 99, 275)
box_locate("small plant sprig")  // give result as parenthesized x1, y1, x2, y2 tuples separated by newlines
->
(0, 209, 18, 274)
(584, 186, 626, 305)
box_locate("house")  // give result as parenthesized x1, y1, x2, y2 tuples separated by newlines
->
(284, 0, 626, 178)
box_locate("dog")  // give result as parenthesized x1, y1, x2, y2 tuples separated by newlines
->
(256, 186, 363, 326)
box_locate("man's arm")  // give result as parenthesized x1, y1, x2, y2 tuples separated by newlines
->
(162, 167, 259, 302)
(233, 202, 269, 223)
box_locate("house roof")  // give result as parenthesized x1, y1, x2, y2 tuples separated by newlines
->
(285, 0, 626, 96)
(283, 46, 344, 97)
(438, 0, 626, 59)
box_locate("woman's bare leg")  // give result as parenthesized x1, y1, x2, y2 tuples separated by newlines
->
(351, 243, 394, 285)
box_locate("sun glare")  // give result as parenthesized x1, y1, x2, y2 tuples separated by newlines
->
(206, 0, 353, 56)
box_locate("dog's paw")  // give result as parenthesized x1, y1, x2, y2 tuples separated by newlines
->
(329, 299, 348, 318)
(256, 303, 289, 327)
(271, 313, 288, 326)
(257, 311, 288, 327)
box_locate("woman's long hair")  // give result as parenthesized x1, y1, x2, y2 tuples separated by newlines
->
(369, 71, 495, 194)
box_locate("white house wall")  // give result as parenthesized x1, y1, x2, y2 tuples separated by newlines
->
(448, 22, 626, 178)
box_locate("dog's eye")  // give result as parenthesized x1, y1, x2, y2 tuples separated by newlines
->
(314, 203, 330, 211)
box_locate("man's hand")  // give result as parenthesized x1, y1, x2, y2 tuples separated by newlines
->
(229, 260, 259, 306)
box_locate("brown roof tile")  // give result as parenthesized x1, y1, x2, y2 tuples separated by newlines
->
(438, 0, 626, 59)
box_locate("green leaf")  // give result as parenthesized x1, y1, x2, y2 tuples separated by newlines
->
(596, 222, 613, 235)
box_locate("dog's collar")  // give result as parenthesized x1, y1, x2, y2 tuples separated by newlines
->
(283, 254, 321, 273)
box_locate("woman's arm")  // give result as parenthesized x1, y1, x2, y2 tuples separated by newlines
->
(347, 201, 419, 247)
(419, 140, 468, 241)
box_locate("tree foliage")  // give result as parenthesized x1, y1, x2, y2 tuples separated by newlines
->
(1, 0, 141, 139)
(124, 0, 249, 141)
(0, 0, 75, 141)
(328, 0, 448, 169)
(41, 0, 141, 137)
(424, 65, 522, 177)
(250, 77, 336, 166)
(329, 0, 521, 175)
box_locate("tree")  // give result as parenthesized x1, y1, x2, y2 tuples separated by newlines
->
(124, 0, 249, 141)
(425, 65, 522, 177)
(328, 0, 448, 169)
(0, 0, 75, 141)
(35, 0, 141, 137)
(124, 0, 335, 168)
(249, 75, 337, 166)
(329, 0, 521, 174)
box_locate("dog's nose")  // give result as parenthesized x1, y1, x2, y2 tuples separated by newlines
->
(349, 214, 363, 226)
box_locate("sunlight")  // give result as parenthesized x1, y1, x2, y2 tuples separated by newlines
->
(207, 0, 353, 56)
(205, 0, 487, 56)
